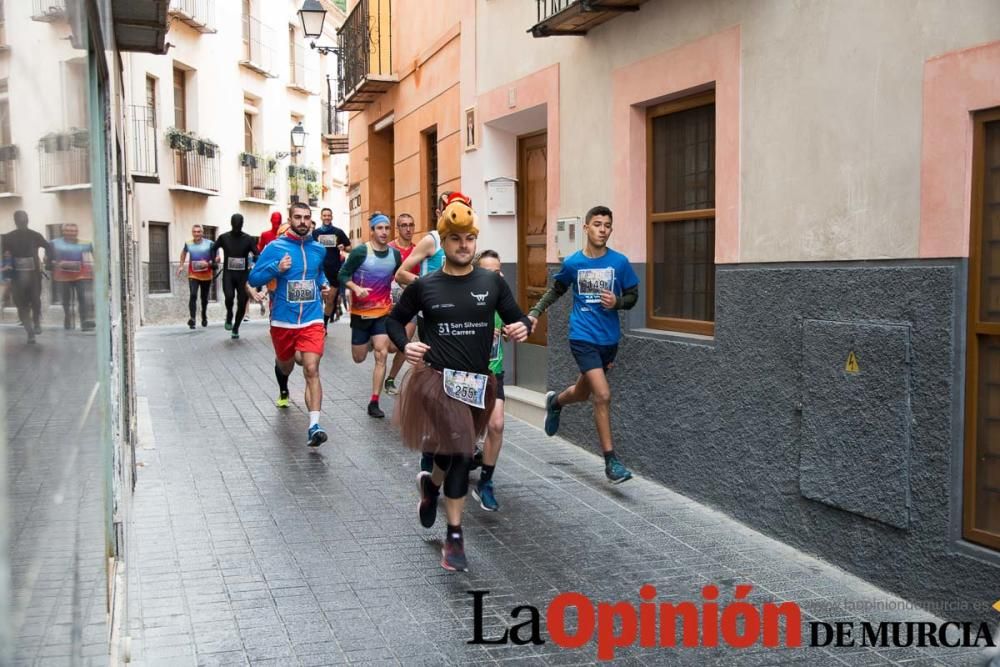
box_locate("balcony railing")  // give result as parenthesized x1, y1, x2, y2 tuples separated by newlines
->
(323, 102, 348, 155)
(168, 0, 216, 34)
(172, 145, 220, 194)
(337, 0, 395, 111)
(288, 43, 316, 94)
(0, 145, 18, 194)
(240, 14, 275, 77)
(38, 132, 89, 190)
(129, 105, 158, 181)
(239, 153, 277, 202)
(530, 0, 645, 38)
(31, 0, 66, 22)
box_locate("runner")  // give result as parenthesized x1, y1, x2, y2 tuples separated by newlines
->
(257, 211, 283, 252)
(312, 207, 351, 331)
(50, 222, 95, 331)
(1, 210, 49, 343)
(247, 202, 331, 445)
(176, 224, 214, 329)
(384, 212, 417, 395)
(211, 213, 258, 339)
(469, 249, 507, 512)
(528, 205, 640, 484)
(338, 212, 402, 418)
(387, 193, 531, 572)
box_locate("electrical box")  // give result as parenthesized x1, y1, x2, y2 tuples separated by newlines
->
(555, 216, 582, 260)
(485, 177, 517, 216)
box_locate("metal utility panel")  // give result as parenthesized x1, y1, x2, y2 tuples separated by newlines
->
(799, 319, 912, 529)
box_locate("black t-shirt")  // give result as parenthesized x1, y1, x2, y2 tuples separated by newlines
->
(212, 232, 257, 272)
(1, 228, 49, 272)
(387, 268, 530, 375)
(312, 224, 351, 273)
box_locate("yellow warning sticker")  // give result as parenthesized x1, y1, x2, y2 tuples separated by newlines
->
(993, 599, 1000, 613)
(845, 351, 860, 374)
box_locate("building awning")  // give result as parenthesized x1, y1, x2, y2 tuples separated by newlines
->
(111, 0, 169, 54)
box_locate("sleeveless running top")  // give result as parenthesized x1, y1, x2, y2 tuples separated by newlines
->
(420, 231, 444, 275)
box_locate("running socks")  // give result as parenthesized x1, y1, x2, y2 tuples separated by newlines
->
(275, 364, 290, 394)
(446, 524, 462, 541)
(480, 465, 495, 483)
(309, 411, 320, 428)
(370, 393, 379, 403)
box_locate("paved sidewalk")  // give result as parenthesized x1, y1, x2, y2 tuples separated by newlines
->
(128, 320, 988, 666)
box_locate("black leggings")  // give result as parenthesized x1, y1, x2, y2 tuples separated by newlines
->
(188, 279, 211, 320)
(433, 454, 473, 499)
(11, 271, 41, 335)
(59, 280, 91, 326)
(222, 271, 249, 329)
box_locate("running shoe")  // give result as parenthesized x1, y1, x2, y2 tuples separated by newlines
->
(307, 424, 328, 448)
(276, 391, 290, 408)
(224, 321, 232, 331)
(441, 536, 468, 572)
(201, 317, 208, 328)
(417, 471, 439, 528)
(231, 331, 239, 340)
(605, 455, 633, 485)
(367, 400, 385, 418)
(243, 316, 250, 322)
(33, 324, 41, 335)
(187, 319, 195, 330)
(472, 480, 499, 512)
(544, 391, 562, 437)
(384, 377, 398, 395)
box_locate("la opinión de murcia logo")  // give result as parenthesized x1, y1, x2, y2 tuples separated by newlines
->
(467, 586, 998, 662)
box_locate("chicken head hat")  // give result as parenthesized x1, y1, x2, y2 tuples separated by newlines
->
(436, 192, 478, 237)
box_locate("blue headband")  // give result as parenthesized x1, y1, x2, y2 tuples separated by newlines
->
(370, 214, 390, 228)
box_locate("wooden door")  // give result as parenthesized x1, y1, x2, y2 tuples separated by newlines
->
(518, 131, 547, 346)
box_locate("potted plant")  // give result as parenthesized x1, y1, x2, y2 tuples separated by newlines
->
(265, 187, 276, 201)
(166, 127, 193, 151)
(307, 181, 321, 206)
(303, 166, 318, 183)
(56, 132, 71, 151)
(239, 152, 258, 169)
(266, 156, 277, 173)
(287, 164, 299, 178)
(39, 133, 59, 153)
(71, 128, 89, 149)
(203, 142, 217, 159)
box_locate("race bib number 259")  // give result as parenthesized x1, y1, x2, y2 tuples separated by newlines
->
(443, 369, 488, 409)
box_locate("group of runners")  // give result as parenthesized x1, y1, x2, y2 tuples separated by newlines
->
(243, 192, 639, 572)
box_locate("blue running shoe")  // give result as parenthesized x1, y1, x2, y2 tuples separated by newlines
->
(605, 455, 633, 484)
(544, 391, 562, 436)
(472, 480, 499, 512)
(307, 424, 327, 448)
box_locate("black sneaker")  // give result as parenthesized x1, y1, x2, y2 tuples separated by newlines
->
(367, 400, 385, 418)
(441, 535, 468, 572)
(187, 319, 196, 330)
(417, 471, 439, 528)
(201, 317, 208, 328)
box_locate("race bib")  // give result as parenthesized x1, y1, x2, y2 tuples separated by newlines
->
(227, 257, 247, 271)
(14, 258, 35, 271)
(490, 329, 501, 361)
(59, 260, 82, 273)
(443, 368, 488, 409)
(577, 268, 615, 304)
(390, 281, 404, 305)
(316, 234, 338, 247)
(287, 279, 316, 303)
(191, 260, 210, 272)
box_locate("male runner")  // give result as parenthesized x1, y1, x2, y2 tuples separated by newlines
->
(248, 202, 330, 445)
(338, 212, 401, 418)
(312, 207, 351, 331)
(50, 223, 95, 331)
(1, 210, 49, 343)
(384, 212, 417, 395)
(387, 194, 531, 571)
(211, 213, 258, 338)
(528, 205, 640, 484)
(176, 224, 214, 329)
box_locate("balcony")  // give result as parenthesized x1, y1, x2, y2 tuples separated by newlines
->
(38, 131, 89, 191)
(336, 0, 395, 112)
(288, 43, 317, 95)
(239, 153, 277, 204)
(31, 0, 66, 22)
(166, 130, 219, 195)
(288, 164, 320, 207)
(323, 103, 348, 155)
(0, 145, 18, 196)
(168, 0, 217, 34)
(240, 14, 276, 77)
(129, 105, 159, 183)
(529, 0, 646, 38)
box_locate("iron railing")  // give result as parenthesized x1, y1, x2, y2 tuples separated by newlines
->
(0, 146, 17, 194)
(38, 136, 88, 189)
(129, 105, 158, 177)
(31, 0, 66, 20)
(323, 101, 347, 136)
(536, 0, 580, 22)
(337, 0, 391, 101)
(240, 155, 277, 201)
(168, 0, 215, 32)
(241, 14, 274, 75)
(173, 148, 220, 192)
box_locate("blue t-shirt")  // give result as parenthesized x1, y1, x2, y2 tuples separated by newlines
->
(553, 249, 639, 346)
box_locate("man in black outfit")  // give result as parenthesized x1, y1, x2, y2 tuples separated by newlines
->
(1, 210, 50, 344)
(312, 207, 351, 330)
(211, 213, 258, 339)
(387, 192, 532, 572)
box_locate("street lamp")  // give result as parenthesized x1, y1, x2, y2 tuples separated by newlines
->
(290, 122, 307, 155)
(297, 0, 340, 55)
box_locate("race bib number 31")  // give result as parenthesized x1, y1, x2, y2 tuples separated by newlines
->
(287, 280, 317, 303)
(443, 369, 488, 409)
(577, 268, 615, 304)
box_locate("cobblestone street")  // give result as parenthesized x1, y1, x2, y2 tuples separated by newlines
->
(125, 321, 987, 666)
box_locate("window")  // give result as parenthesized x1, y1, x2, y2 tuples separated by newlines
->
(965, 107, 1000, 551)
(647, 91, 716, 335)
(147, 223, 170, 293)
(146, 75, 157, 117)
(424, 128, 438, 232)
(172, 67, 187, 130)
(244, 113, 254, 153)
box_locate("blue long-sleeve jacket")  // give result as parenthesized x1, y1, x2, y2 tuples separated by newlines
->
(248, 233, 328, 328)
